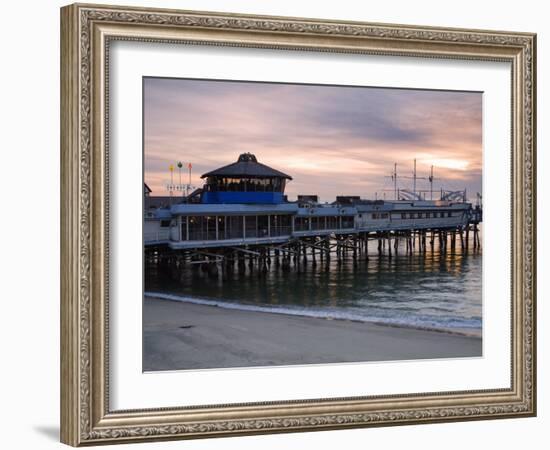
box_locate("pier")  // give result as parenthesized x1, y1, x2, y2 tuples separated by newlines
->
(145, 153, 482, 279)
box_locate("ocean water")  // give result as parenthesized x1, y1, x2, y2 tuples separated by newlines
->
(145, 236, 482, 337)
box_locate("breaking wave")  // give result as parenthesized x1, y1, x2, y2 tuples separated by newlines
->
(144, 291, 481, 338)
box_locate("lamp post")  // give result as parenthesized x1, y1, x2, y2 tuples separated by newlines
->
(177, 161, 183, 197)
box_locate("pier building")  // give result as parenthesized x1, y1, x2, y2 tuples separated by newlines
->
(200, 152, 292, 204)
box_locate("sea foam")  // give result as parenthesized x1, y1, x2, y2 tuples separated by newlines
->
(144, 291, 481, 338)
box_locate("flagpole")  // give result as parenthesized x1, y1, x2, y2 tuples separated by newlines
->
(393, 163, 397, 200)
(187, 163, 192, 197)
(169, 164, 174, 206)
(413, 158, 417, 198)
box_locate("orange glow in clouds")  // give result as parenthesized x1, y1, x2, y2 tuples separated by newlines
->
(420, 158, 470, 171)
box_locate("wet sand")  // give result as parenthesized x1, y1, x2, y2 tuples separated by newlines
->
(143, 296, 482, 371)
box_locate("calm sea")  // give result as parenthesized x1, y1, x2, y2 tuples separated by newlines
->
(145, 234, 482, 337)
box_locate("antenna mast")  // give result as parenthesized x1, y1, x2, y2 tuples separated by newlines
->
(393, 163, 398, 200)
(428, 165, 434, 200)
(413, 159, 417, 197)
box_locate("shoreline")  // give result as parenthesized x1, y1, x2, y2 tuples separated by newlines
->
(144, 292, 481, 338)
(144, 295, 482, 371)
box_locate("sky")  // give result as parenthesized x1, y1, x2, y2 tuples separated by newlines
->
(144, 77, 482, 203)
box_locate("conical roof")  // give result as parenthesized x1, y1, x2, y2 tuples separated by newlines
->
(201, 153, 292, 180)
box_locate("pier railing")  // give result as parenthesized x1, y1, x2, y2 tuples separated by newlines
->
(145, 226, 482, 281)
(144, 230, 170, 244)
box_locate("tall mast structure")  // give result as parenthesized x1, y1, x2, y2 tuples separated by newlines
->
(428, 165, 434, 200)
(413, 159, 417, 197)
(392, 163, 398, 200)
(384, 160, 438, 201)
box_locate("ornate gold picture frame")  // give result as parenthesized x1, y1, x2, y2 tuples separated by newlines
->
(60, 3, 536, 446)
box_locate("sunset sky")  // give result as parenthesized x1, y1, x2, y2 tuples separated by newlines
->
(144, 77, 482, 202)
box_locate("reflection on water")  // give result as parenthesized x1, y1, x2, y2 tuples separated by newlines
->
(145, 235, 482, 337)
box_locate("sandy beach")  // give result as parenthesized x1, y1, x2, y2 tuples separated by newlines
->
(143, 296, 482, 371)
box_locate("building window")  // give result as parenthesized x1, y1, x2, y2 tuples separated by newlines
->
(401, 213, 407, 219)
(295, 217, 310, 231)
(270, 214, 291, 236)
(448, 211, 452, 217)
(311, 216, 320, 230)
(245, 216, 258, 238)
(187, 216, 203, 240)
(184, 215, 246, 241)
(209, 177, 285, 193)
(217, 216, 226, 239)
(226, 215, 244, 239)
(204, 216, 216, 240)
(327, 216, 339, 229)
(258, 215, 269, 237)
(181, 217, 187, 241)
(342, 216, 354, 228)
(311, 216, 328, 230)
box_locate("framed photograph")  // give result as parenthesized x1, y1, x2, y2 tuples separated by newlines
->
(60, 3, 536, 446)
